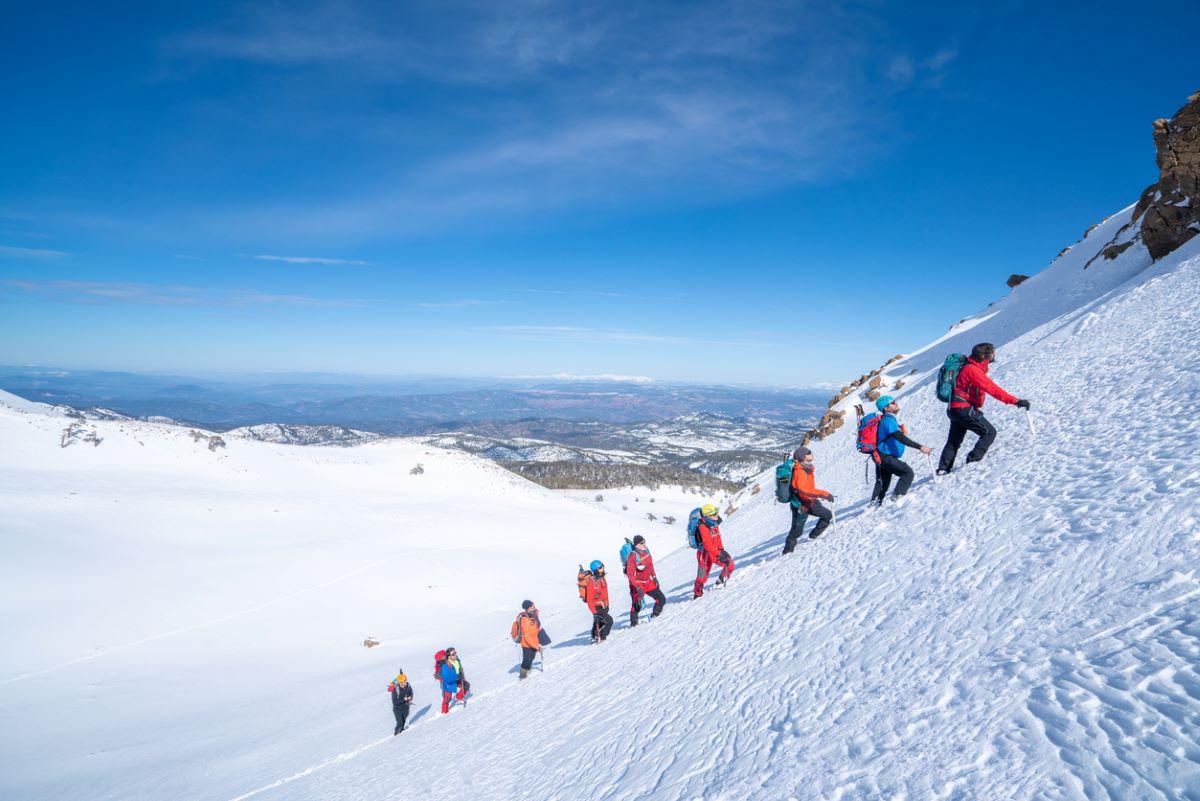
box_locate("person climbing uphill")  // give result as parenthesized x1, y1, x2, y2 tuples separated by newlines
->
(436, 648, 466, 714)
(510, 600, 543, 679)
(624, 535, 665, 626)
(581, 561, 613, 643)
(387, 669, 413, 734)
(692, 504, 734, 598)
(937, 342, 1030, 474)
(783, 447, 835, 554)
(871, 395, 932, 505)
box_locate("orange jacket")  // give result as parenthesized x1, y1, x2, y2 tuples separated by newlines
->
(791, 463, 831, 503)
(583, 576, 609, 613)
(510, 612, 541, 649)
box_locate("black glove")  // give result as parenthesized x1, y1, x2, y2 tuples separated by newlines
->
(826, 494, 836, 504)
(1016, 399, 1031, 410)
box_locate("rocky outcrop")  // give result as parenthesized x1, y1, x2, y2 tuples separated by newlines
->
(1098, 91, 1200, 263)
(802, 354, 904, 444)
(1007, 274, 1029, 288)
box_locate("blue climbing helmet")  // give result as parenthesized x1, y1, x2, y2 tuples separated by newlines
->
(589, 559, 605, 574)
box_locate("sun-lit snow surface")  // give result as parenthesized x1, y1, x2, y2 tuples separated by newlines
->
(4, 205, 1200, 800)
(0, 403, 689, 801)
(213, 209, 1196, 800)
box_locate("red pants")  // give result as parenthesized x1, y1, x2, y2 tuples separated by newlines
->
(440, 685, 465, 714)
(694, 549, 734, 597)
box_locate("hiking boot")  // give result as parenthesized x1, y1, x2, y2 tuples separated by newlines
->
(519, 668, 529, 680)
(935, 469, 951, 476)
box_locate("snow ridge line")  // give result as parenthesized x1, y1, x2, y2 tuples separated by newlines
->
(0, 554, 403, 687)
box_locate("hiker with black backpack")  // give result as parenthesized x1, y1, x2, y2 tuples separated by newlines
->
(623, 535, 665, 625)
(782, 447, 834, 554)
(511, 600, 548, 679)
(859, 395, 932, 505)
(936, 342, 1030, 474)
(689, 504, 733, 598)
(578, 561, 613, 643)
(387, 669, 413, 734)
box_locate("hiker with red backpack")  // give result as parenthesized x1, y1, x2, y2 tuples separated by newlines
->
(783, 447, 834, 554)
(690, 504, 734, 598)
(623, 535, 665, 625)
(435, 647, 468, 714)
(578, 561, 613, 643)
(936, 342, 1030, 474)
(387, 669, 413, 735)
(860, 395, 932, 505)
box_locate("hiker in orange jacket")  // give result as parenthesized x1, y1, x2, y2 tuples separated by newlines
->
(581, 560, 613, 642)
(511, 600, 543, 679)
(693, 504, 734, 598)
(783, 446, 834, 554)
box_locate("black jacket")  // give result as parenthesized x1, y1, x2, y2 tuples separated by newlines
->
(391, 682, 413, 707)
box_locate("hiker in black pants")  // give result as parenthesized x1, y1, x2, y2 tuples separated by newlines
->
(937, 342, 1027, 474)
(388, 670, 413, 735)
(871, 395, 932, 504)
(783, 447, 835, 553)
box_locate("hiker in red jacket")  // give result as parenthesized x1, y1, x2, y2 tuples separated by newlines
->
(624, 535, 665, 626)
(937, 342, 1030, 474)
(693, 504, 734, 598)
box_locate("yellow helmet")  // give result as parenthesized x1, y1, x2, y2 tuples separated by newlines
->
(701, 503, 719, 517)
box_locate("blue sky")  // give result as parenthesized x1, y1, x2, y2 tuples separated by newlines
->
(1, 1, 1197, 386)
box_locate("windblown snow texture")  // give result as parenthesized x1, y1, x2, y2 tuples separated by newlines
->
(2, 207, 1199, 800)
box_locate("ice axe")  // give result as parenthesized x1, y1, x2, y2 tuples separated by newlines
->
(925, 450, 937, 482)
(1024, 408, 1036, 438)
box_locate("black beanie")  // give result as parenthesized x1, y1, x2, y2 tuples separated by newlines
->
(792, 446, 811, 461)
(521, 599, 534, 610)
(632, 535, 646, 546)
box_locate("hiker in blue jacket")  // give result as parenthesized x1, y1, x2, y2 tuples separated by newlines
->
(872, 395, 931, 505)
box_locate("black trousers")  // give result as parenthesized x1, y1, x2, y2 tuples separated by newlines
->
(872, 453, 915, 503)
(392, 703, 409, 733)
(629, 587, 666, 624)
(521, 646, 538, 671)
(784, 501, 832, 553)
(591, 609, 613, 641)
(938, 407, 996, 472)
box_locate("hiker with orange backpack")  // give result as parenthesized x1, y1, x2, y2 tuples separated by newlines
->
(578, 561, 613, 643)
(511, 600, 545, 679)
(623, 535, 665, 626)
(690, 504, 734, 597)
(387, 669, 413, 734)
(783, 447, 834, 554)
(862, 395, 931, 505)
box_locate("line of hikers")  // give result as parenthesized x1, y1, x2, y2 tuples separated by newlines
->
(386, 342, 1029, 732)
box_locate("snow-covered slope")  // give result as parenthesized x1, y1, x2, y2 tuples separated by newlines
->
(0, 399, 683, 801)
(166, 222, 1197, 801)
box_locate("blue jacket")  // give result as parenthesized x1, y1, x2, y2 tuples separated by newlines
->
(439, 661, 460, 693)
(876, 413, 905, 458)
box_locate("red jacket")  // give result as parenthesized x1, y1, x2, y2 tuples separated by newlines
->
(697, 521, 724, 561)
(625, 547, 658, 592)
(951, 358, 1018, 410)
(583, 575, 609, 613)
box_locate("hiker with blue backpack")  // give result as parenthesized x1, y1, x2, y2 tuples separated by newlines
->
(779, 447, 835, 554)
(936, 342, 1030, 474)
(623, 535, 665, 626)
(857, 395, 932, 505)
(689, 504, 733, 597)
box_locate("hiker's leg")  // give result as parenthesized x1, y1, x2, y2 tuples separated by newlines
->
(938, 409, 969, 472)
(784, 504, 808, 553)
(693, 550, 712, 597)
(521, 647, 536, 671)
(964, 411, 997, 463)
(882, 454, 914, 496)
(807, 501, 833, 538)
(441, 692, 451, 714)
(628, 584, 640, 625)
(598, 611, 613, 639)
(719, 552, 734, 581)
(872, 461, 890, 504)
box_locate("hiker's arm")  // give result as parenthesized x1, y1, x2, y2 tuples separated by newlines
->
(893, 430, 924, 449)
(978, 372, 1018, 404)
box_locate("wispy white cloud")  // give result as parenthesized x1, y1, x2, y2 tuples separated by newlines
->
(508, 372, 654, 383)
(410, 298, 505, 310)
(489, 324, 741, 347)
(3, 279, 362, 308)
(245, 254, 371, 265)
(0, 245, 69, 259)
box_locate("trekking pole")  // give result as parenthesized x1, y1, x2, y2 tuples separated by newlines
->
(926, 451, 937, 482)
(1024, 409, 1036, 438)
(830, 501, 837, 527)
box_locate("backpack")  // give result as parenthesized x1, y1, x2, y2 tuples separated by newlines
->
(433, 650, 446, 680)
(686, 508, 703, 549)
(936, 353, 967, 403)
(619, 538, 634, 568)
(774, 459, 795, 503)
(856, 413, 882, 462)
(577, 566, 589, 603)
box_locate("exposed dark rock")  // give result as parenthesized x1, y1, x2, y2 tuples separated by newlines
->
(1007, 274, 1029, 288)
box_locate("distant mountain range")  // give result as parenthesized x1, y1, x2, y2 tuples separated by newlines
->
(0, 368, 824, 489)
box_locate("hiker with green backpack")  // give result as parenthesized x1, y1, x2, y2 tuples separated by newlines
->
(777, 446, 834, 554)
(935, 342, 1030, 474)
